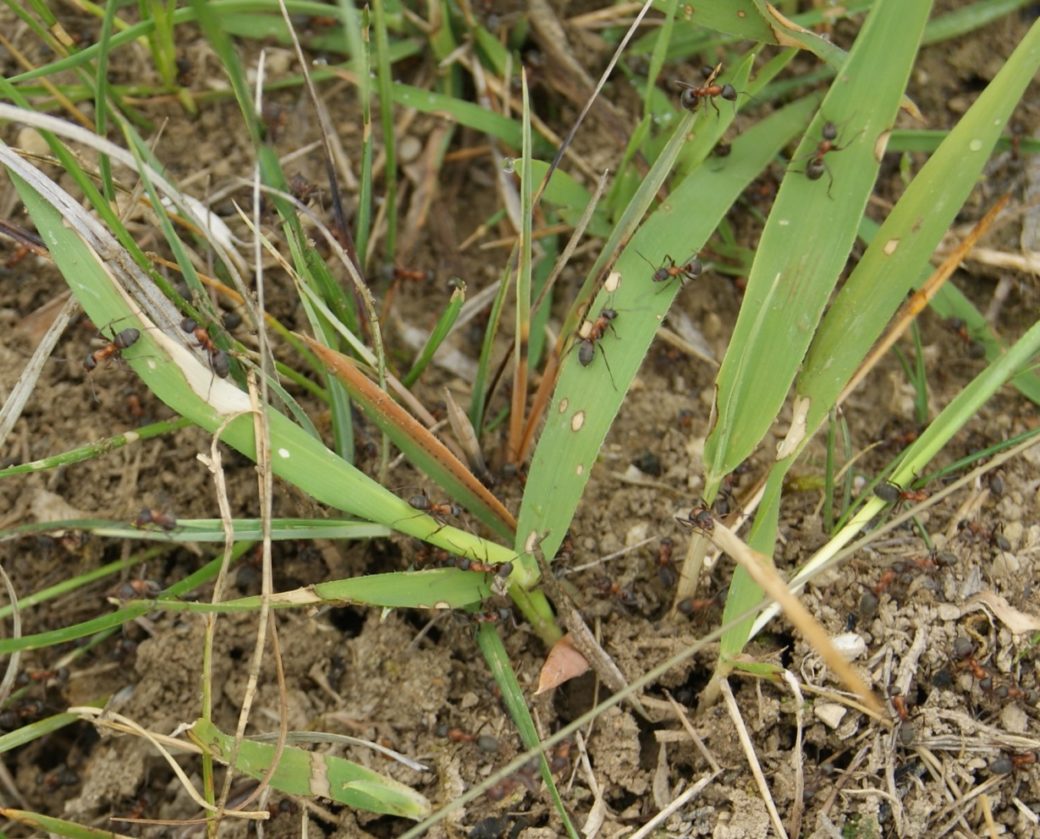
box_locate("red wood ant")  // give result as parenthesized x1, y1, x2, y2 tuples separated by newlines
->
(134, 508, 177, 531)
(408, 491, 461, 525)
(676, 502, 714, 532)
(84, 327, 140, 371)
(945, 317, 985, 358)
(638, 252, 703, 289)
(453, 556, 513, 579)
(802, 121, 856, 197)
(575, 306, 618, 388)
(676, 64, 737, 115)
(392, 265, 434, 283)
(677, 591, 722, 617)
(873, 480, 929, 506)
(180, 318, 230, 378)
(655, 537, 676, 587)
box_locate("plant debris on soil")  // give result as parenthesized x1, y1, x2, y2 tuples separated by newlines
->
(1, 2, 1040, 838)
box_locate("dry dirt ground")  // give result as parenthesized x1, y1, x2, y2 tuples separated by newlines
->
(1, 2, 1039, 838)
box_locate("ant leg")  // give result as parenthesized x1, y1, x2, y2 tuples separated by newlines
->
(597, 343, 618, 391)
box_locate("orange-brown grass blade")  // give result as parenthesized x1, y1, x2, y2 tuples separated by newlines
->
(303, 337, 516, 539)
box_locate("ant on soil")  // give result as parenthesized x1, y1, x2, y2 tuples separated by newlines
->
(180, 317, 230, 378)
(800, 121, 857, 197)
(84, 327, 140, 372)
(574, 306, 619, 389)
(945, 317, 986, 359)
(677, 590, 724, 619)
(654, 537, 676, 587)
(676, 501, 714, 533)
(675, 64, 737, 116)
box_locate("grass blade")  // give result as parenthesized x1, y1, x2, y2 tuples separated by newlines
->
(702, 0, 933, 492)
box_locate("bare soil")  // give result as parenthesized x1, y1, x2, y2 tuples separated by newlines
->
(1, 3, 1039, 838)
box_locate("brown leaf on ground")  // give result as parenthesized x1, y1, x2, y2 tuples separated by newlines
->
(536, 634, 590, 694)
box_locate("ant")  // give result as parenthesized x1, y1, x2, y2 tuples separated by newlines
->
(108, 579, 162, 600)
(574, 306, 618, 388)
(453, 556, 513, 579)
(889, 691, 911, 722)
(593, 575, 638, 609)
(435, 724, 500, 753)
(801, 121, 855, 197)
(676, 501, 714, 532)
(654, 537, 676, 587)
(873, 480, 929, 506)
(676, 64, 737, 116)
(134, 508, 177, 531)
(677, 591, 723, 617)
(945, 317, 985, 359)
(180, 318, 230, 378)
(408, 491, 462, 525)
(638, 252, 703, 289)
(16, 666, 69, 689)
(84, 327, 140, 371)
(391, 265, 434, 284)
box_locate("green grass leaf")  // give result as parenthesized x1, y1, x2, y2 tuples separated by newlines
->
(702, 0, 934, 491)
(189, 719, 432, 819)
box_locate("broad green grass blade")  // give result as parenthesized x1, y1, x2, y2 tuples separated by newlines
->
(6, 157, 514, 574)
(516, 96, 817, 565)
(189, 719, 431, 819)
(800, 20, 1040, 434)
(702, 0, 933, 493)
(722, 13, 1040, 650)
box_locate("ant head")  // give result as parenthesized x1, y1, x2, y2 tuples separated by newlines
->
(601, 307, 618, 321)
(720, 84, 737, 101)
(180, 317, 198, 333)
(679, 89, 699, 111)
(822, 122, 838, 141)
(653, 267, 672, 283)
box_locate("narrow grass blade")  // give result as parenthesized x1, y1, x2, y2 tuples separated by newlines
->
(507, 73, 535, 461)
(702, 0, 933, 492)
(476, 625, 578, 839)
(160, 568, 495, 613)
(189, 719, 431, 819)
(0, 809, 131, 838)
(401, 283, 466, 390)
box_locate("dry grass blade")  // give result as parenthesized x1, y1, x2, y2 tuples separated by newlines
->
(837, 193, 1010, 406)
(698, 517, 884, 717)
